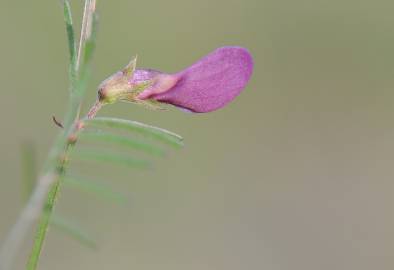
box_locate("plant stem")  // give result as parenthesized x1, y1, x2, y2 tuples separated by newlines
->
(0, 1, 97, 270)
(26, 179, 62, 270)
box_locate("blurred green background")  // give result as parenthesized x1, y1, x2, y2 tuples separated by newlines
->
(1, 0, 394, 269)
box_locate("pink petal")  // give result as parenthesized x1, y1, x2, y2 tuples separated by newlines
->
(137, 46, 253, 113)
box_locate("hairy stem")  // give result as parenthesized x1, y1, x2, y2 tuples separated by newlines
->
(87, 100, 103, 119)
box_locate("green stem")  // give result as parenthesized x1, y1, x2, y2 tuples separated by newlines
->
(0, 1, 97, 265)
(26, 179, 61, 270)
(25, 1, 97, 269)
(24, 136, 72, 270)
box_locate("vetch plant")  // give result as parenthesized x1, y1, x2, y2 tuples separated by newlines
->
(0, 1, 253, 270)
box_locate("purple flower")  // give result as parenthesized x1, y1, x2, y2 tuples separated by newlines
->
(97, 46, 253, 113)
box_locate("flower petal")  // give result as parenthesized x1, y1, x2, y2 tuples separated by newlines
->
(138, 46, 253, 113)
